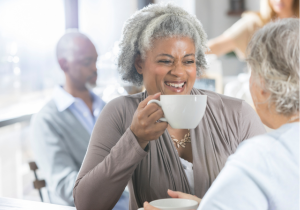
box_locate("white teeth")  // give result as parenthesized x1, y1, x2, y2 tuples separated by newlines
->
(166, 82, 185, 88)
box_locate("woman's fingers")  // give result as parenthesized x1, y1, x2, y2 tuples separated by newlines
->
(143, 103, 162, 118)
(138, 92, 161, 109)
(147, 108, 164, 122)
(130, 92, 167, 147)
(167, 190, 202, 203)
(144, 202, 161, 210)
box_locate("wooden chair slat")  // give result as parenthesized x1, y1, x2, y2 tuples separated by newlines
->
(33, 180, 46, 190)
(29, 162, 38, 171)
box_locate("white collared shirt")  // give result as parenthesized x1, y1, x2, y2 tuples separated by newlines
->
(53, 86, 106, 134)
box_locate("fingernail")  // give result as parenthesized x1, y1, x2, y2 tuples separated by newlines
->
(154, 92, 161, 96)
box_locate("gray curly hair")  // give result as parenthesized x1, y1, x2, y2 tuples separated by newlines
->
(247, 18, 299, 116)
(118, 3, 208, 86)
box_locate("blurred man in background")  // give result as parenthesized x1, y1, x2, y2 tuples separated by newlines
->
(30, 30, 129, 209)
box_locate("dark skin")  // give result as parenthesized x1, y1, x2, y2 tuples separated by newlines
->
(131, 36, 197, 163)
(58, 37, 98, 113)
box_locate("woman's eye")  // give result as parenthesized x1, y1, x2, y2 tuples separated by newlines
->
(185, 60, 194, 64)
(159, 60, 172, 64)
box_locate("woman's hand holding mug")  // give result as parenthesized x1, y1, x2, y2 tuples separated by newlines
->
(143, 190, 201, 210)
(130, 92, 168, 149)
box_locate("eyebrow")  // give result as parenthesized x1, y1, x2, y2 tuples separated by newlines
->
(156, 53, 195, 58)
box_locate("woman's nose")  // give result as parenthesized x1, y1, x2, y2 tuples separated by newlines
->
(170, 63, 185, 77)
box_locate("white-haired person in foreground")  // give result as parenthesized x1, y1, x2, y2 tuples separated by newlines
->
(145, 18, 299, 210)
(73, 3, 265, 210)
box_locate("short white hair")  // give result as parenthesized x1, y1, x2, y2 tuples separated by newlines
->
(118, 3, 208, 86)
(56, 29, 90, 61)
(247, 18, 299, 116)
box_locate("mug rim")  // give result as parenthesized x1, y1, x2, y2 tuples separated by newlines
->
(149, 198, 198, 209)
(160, 95, 207, 97)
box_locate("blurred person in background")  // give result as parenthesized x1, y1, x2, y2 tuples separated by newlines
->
(144, 18, 299, 210)
(207, 0, 299, 59)
(207, 0, 299, 108)
(30, 30, 129, 209)
(73, 4, 265, 210)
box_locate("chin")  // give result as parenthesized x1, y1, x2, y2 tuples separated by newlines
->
(85, 82, 97, 90)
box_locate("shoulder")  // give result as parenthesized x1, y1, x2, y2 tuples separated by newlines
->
(232, 124, 298, 166)
(30, 100, 65, 139)
(98, 92, 143, 127)
(223, 12, 262, 37)
(241, 12, 263, 26)
(102, 92, 143, 114)
(196, 89, 265, 139)
(31, 100, 59, 124)
(197, 89, 251, 115)
(224, 133, 273, 179)
(234, 134, 274, 158)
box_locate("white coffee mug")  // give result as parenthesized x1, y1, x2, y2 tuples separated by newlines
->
(147, 95, 207, 129)
(137, 198, 199, 210)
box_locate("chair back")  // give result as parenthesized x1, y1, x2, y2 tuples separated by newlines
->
(28, 161, 46, 202)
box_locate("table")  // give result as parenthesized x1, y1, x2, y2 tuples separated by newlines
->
(0, 197, 76, 210)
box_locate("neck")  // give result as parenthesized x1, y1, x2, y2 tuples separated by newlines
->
(64, 79, 92, 103)
(266, 111, 299, 129)
(277, 11, 295, 19)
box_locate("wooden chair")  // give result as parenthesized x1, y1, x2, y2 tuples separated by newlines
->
(28, 161, 46, 202)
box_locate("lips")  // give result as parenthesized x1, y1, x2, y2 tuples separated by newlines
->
(165, 82, 185, 88)
(164, 81, 186, 93)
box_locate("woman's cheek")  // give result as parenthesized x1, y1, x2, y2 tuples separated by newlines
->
(155, 66, 169, 77)
(187, 67, 197, 80)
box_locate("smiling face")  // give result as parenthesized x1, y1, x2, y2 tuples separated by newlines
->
(269, 0, 294, 17)
(69, 38, 98, 89)
(135, 36, 197, 95)
(59, 37, 98, 91)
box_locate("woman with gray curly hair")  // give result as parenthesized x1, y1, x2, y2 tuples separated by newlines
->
(145, 18, 299, 210)
(73, 3, 265, 210)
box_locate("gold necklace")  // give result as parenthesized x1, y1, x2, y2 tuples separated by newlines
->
(171, 130, 191, 148)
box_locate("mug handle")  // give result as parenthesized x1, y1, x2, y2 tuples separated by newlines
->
(147, 99, 168, 122)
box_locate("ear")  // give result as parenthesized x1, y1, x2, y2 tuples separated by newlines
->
(256, 77, 270, 101)
(134, 54, 144, 75)
(58, 58, 69, 73)
(261, 87, 271, 99)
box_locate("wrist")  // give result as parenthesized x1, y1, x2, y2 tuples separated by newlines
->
(130, 126, 149, 149)
(139, 141, 149, 150)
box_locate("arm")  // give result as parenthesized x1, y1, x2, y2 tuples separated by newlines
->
(207, 15, 255, 57)
(73, 94, 168, 210)
(30, 114, 78, 205)
(207, 35, 236, 57)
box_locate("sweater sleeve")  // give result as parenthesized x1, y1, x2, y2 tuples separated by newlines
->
(73, 96, 148, 210)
